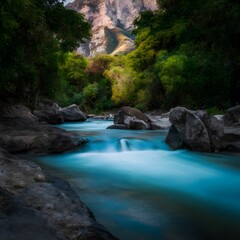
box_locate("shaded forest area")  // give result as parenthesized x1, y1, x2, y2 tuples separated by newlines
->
(1, 0, 240, 113)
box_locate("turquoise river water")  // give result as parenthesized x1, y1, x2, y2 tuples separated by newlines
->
(36, 120, 240, 240)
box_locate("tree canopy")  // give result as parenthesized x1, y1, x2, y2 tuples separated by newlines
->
(0, 0, 90, 105)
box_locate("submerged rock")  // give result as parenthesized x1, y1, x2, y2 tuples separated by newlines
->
(0, 150, 118, 240)
(166, 107, 224, 152)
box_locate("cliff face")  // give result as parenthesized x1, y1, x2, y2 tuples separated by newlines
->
(67, 0, 158, 56)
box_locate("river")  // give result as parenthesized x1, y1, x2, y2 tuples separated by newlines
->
(35, 119, 240, 240)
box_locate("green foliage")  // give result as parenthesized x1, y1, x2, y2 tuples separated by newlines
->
(0, 0, 90, 105)
(120, 0, 240, 109)
(105, 66, 135, 105)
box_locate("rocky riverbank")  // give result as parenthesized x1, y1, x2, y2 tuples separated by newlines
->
(107, 105, 240, 153)
(0, 103, 118, 240)
(166, 106, 240, 153)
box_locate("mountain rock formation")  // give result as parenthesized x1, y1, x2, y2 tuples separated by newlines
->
(67, 0, 158, 56)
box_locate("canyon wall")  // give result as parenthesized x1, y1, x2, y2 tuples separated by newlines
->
(67, 0, 158, 56)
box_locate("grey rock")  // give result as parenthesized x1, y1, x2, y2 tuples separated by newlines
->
(166, 107, 225, 152)
(113, 106, 151, 130)
(33, 109, 63, 125)
(0, 151, 118, 240)
(0, 104, 87, 154)
(165, 125, 185, 150)
(129, 119, 150, 130)
(59, 104, 86, 122)
(221, 126, 240, 152)
(33, 100, 63, 124)
(224, 105, 240, 125)
(107, 124, 129, 130)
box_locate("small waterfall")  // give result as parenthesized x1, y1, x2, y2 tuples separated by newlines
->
(119, 139, 130, 151)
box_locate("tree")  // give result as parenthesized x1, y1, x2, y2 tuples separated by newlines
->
(0, 0, 90, 105)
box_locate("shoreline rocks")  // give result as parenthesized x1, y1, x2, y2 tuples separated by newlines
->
(33, 100, 86, 124)
(0, 149, 118, 240)
(166, 107, 240, 153)
(0, 103, 118, 239)
(223, 105, 240, 126)
(0, 104, 87, 154)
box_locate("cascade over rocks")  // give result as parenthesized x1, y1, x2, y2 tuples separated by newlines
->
(166, 107, 224, 152)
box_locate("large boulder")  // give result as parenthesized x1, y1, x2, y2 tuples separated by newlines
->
(109, 107, 151, 130)
(166, 107, 224, 152)
(59, 104, 86, 122)
(223, 105, 240, 125)
(33, 100, 63, 125)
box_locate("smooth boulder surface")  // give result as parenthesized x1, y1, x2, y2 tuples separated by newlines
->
(0, 104, 87, 153)
(109, 107, 151, 130)
(0, 149, 118, 240)
(59, 104, 86, 122)
(166, 107, 224, 152)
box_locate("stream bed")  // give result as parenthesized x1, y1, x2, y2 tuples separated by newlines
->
(35, 120, 240, 240)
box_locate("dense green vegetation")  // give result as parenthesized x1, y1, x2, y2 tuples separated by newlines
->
(1, 0, 239, 112)
(59, 0, 240, 112)
(0, 0, 90, 106)
(125, 0, 240, 110)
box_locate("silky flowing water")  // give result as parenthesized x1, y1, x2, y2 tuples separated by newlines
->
(36, 120, 240, 240)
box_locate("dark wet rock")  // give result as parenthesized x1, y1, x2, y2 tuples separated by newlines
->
(224, 105, 240, 125)
(0, 151, 118, 240)
(0, 104, 38, 127)
(0, 104, 87, 154)
(0, 188, 58, 240)
(221, 126, 240, 152)
(107, 124, 128, 130)
(114, 106, 150, 125)
(110, 107, 151, 130)
(166, 107, 224, 152)
(109, 107, 172, 130)
(33, 109, 63, 124)
(129, 119, 150, 130)
(33, 100, 63, 125)
(59, 104, 86, 122)
(165, 125, 185, 150)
